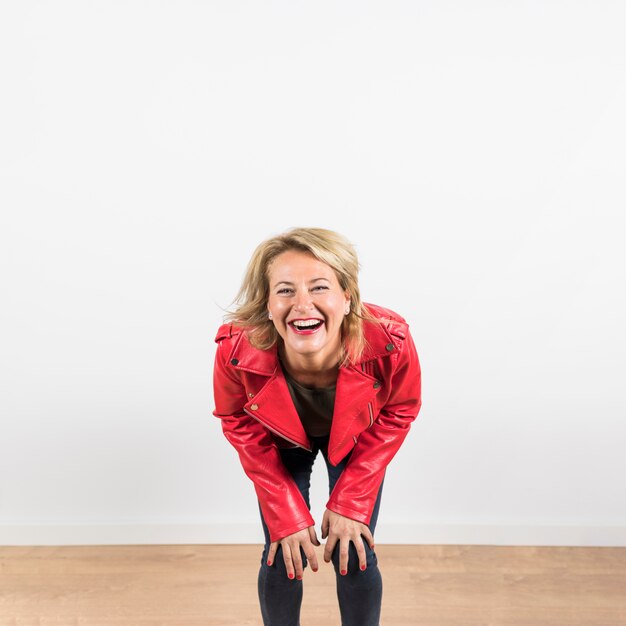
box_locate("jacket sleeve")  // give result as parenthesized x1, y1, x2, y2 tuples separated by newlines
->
(325, 327, 422, 526)
(212, 336, 315, 543)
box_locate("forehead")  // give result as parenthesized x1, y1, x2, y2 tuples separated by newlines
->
(268, 249, 337, 281)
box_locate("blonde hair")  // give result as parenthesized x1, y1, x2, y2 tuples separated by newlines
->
(224, 227, 379, 367)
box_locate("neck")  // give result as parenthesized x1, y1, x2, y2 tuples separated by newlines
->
(278, 342, 341, 387)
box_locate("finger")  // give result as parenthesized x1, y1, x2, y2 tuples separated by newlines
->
(290, 542, 304, 580)
(354, 534, 367, 572)
(304, 543, 319, 573)
(267, 541, 278, 567)
(308, 526, 321, 547)
(321, 513, 329, 540)
(323, 534, 337, 563)
(339, 537, 349, 575)
(361, 526, 375, 551)
(282, 542, 295, 580)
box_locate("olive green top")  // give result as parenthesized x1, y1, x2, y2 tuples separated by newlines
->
(281, 362, 336, 438)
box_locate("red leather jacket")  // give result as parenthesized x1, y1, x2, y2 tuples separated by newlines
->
(212, 302, 422, 543)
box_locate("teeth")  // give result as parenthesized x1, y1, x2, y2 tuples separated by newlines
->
(292, 319, 322, 328)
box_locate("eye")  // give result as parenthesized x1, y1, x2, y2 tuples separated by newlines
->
(277, 288, 293, 294)
(312, 285, 329, 292)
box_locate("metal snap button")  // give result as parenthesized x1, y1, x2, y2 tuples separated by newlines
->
(373, 381, 381, 389)
(230, 358, 239, 365)
(385, 343, 394, 352)
(250, 403, 259, 411)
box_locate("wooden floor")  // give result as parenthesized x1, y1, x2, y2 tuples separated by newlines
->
(1, 544, 625, 625)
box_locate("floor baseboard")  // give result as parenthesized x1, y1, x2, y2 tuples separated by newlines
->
(1, 522, 625, 546)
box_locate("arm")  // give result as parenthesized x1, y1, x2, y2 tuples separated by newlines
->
(212, 337, 315, 543)
(326, 327, 422, 524)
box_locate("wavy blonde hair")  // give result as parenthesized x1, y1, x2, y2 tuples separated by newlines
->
(223, 227, 379, 367)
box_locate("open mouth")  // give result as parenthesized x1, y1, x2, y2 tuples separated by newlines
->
(288, 319, 324, 334)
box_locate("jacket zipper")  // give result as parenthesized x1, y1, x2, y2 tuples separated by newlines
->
(353, 403, 375, 446)
(361, 362, 376, 428)
(243, 407, 312, 451)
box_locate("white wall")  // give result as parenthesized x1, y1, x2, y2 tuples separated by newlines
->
(1, 1, 624, 547)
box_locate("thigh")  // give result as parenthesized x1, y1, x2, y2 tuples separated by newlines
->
(279, 445, 318, 509)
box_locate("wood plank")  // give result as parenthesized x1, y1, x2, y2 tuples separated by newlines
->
(0, 545, 624, 625)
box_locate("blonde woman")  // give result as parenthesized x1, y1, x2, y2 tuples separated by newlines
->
(212, 227, 422, 626)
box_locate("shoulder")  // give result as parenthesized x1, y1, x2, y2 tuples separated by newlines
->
(213, 322, 247, 363)
(361, 304, 420, 390)
(362, 301, 410, 338)
(214, 322, 243, 344)
(359, 302, 412, 361)
(214, 321, 277, 375)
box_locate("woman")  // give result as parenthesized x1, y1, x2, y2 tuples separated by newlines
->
(212, 227, 422, 626)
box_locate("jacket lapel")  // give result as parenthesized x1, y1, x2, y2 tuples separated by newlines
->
(327, 364, 382, 462)
(244, 366, 312, 450)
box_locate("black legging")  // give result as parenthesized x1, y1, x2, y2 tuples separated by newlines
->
(257, 435, 384, 626)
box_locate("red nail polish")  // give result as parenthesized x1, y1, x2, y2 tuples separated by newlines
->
(288, 573, 294, 579)
(341, 569, 347, 575)
(312, 567, 318, 572)
(296, 575, 302, 580)
(360, 564, 366, 571)
(267, 560, 272, 566)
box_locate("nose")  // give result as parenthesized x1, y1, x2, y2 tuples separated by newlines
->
(293, 290, 314, 312)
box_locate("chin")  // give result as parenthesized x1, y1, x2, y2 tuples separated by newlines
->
(289, 341, 324, 354)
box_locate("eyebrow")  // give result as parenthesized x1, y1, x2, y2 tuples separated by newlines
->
(272, 278, 331, 288)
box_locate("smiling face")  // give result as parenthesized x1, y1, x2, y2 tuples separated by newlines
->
(266, 249, 351, 371)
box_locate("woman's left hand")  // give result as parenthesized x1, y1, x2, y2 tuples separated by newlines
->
(321, 508, 375, 574)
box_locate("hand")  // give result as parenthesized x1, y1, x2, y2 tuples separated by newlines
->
(267, 525, 320, 580)
(321, 508, 375, 575)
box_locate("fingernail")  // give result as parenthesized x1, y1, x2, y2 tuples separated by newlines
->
(296, 575, 302, 580)
(312, 567, 318, 572)
(341, 569, 347, 576)
(288, 573, 294, 580)
(267, 560, 272, 566)
(360, 564, 366, 571)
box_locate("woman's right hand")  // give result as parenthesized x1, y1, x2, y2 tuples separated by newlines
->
(267, 525, 321, 580)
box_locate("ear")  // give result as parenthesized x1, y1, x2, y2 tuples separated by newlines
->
(344, 292, 351, 313)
